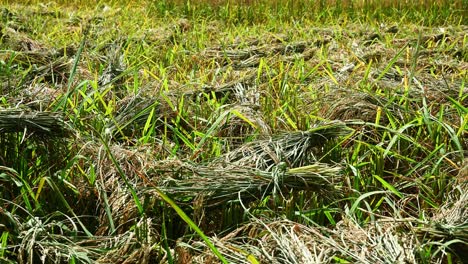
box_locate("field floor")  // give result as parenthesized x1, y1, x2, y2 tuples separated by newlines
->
(0, 1, 467, 263)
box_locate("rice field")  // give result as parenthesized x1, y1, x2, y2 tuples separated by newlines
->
(0, 0, 467, 263)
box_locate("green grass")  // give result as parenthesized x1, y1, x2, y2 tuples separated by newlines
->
(0, 0, 467, 263)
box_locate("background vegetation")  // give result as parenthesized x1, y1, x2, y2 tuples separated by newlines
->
(0, 0, 467, 263)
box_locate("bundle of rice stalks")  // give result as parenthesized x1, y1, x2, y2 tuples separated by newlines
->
(201, 39, 322, 69)
(87, 123, 346, 234)
(1, 26, 47, 54)
(215, 121, 351, 171)
(0, 109, 70, 136)
(149, 122, 350, 206)
(9, 213, 162, 264)
(106, 93, 181, 141)
(212, 83, 270, 145)
(416, 180, 468, 260)
(23, 84, 63, 107)
(96, 40, 127, 90)
(96, 218, 165, 264)
(319, 89, 404, 124)
(215, 104, 271, 144)
(191, 70, 258, 100)
(79, 142, 166, 235)
(0, 27, 74, 96)
(178, 218, 422, 264)
(155, 161, 342, 206)
(15, 216, 102, 264)
(153, 122, 349, 205)
(0, 109, 71, 173)
(26, 56, 70, 86)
